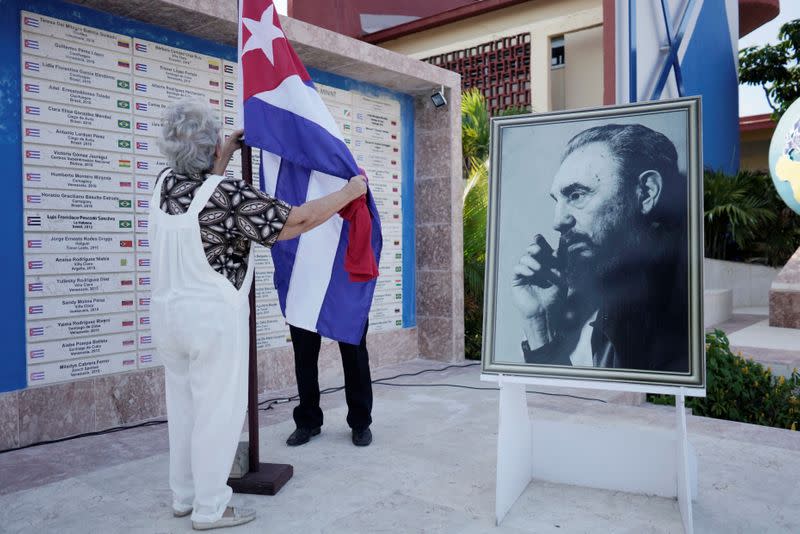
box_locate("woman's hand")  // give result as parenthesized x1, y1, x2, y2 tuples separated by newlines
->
(212, 128, 244, 176)
(344, 175, 367, 200)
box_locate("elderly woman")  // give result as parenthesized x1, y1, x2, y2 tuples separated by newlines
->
(151, 99, 366, 531)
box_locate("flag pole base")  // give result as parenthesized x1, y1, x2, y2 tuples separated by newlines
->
(228, 463, 293, 496)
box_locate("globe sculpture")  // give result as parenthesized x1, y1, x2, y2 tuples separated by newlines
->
(769, 98, 800, 215)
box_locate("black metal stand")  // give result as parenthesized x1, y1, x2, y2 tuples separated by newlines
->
(228, 143, 293, 495)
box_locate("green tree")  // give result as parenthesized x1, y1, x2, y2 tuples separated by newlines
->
(739, 19, 800, 120)
(461, 89, 529, 358)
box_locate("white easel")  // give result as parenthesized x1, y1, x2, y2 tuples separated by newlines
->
(481, 373, 705, 534)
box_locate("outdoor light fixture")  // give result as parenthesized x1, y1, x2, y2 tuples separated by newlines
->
(431, 85, 447, 108)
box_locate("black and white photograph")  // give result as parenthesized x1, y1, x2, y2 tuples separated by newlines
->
(482, 99, 705, 388)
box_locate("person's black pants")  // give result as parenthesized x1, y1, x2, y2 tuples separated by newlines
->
(289, 322, 372, 431)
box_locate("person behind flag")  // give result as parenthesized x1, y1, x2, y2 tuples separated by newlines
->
(239, 0, 383, 450)
(150, 98, 367, 531)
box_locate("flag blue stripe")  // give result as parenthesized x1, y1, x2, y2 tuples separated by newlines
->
(315, 191, 382, 345)
(267, 158, 309, 316)
(244, 97, 358, 179)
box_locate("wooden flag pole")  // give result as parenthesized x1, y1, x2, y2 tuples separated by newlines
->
(227, 143, 293, 495)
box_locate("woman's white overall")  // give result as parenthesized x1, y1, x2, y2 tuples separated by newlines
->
(149, 172, 254, 523)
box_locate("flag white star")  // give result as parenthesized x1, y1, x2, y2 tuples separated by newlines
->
(241, 5, 285, 65)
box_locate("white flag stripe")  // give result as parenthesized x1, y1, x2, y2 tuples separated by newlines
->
(284, 170, 344, 331)
(261, 150, 281, 196)
(252, 75, 344, 142)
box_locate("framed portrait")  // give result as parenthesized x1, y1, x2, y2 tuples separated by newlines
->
(481, 98, 705, 390)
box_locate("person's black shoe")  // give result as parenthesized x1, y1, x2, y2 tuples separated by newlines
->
(351, 427, 372, 447)
(286, 426, 321, 446)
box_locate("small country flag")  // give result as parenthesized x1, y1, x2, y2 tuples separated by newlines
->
(25, 127, 40, 138)
(392, 174, 399, 180)
(224, 99, 234, 109)
(393, 200, 399, 206)
(122, 299, 134, 306)
(119, 220, 132, 229)
(120, 240, 133, 248)
(28, 260, 43, 270)
(118, 119, 131, 129)
(28, 282, 43, 292)
(208, 60, 220, 71)
(118, 60, 130, 68)
(117, 100, 130, 109)
(140, 354, 153, 363)
(224, 116, 235, 126)
(24, 83, 39, 94)
(134, 83, 147, 92)
(119, 159, 131, 168)
(118, 199, 132, 208)
(393, 147, 399, 153)
(137, 239, 149, 248)
(24, 39, 39, 50)
(137, 219, 148, 229)
(135, 102, 148, 112)
(391, 134, 397, 140)
(29, 326, 45, 336)
(122, 319, 135, 327)
(29, 348, 45, 359)
(138, 258, 150, 267)
(118, 140, 131, 149)
(26, 172, 42, 182)
(120, 258, 128, 266)
(392, 187, 398, 193)
(136, 161, 148, 170)
(140, 317, 150, 326)
(26, 194, 42, 204)
(27, 216, 41, 226)
(123, 359, 135, 366)
(121, 279, 133, 286)
(393, 240, 400, 246)
(24, 61, 40, 72)
(210, 80, 220, 88)
(391, 120, 397, 126)
(29, 371, 45, 381)
(120, 181, 132, 188)
(225, 169, 234, 179)
(135, 63, 147, 73)
(135, 42, 148, 53)
(139, 297, 150, 306)
(28, 305, 44, 315)
(123, 339, 135, 346)
(137, 199, 149, 209)
(25, 150, 41, 159)
(24, 105, 41, 116)
(138, 276, 150, 285)
(137, 181, 149, 190)
(140, 335, 152, 344)
(117, 80, 130, 89)
(27, 239, 42, 249)
(391, 160, 397, 165)
(136, 141, 148, 150)
(136, 122, 148, 131)
(23, 16, 40, 28)
(224, 64, 234, 74)
(117, 40, 130, 49)
(209, 98, 220, 106)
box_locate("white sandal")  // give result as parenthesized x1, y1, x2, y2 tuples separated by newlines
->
(192, 507, 256, 531)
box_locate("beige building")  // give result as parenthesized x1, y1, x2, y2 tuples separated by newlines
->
(366, 0, 606, 115)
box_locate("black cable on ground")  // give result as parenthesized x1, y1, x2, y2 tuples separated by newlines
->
(1, 361, 606, 453)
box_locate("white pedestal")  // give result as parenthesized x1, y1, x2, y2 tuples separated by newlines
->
(488, 374, 700, 533)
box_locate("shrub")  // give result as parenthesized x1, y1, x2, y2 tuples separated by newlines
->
(649, 330, 800, 430)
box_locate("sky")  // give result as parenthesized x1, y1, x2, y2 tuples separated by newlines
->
(739, 2, 800, 117)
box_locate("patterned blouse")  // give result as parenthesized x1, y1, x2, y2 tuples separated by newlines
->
(159, 169, 292, 290)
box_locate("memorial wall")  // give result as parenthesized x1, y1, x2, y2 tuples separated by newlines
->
(13, 7, 414, 389)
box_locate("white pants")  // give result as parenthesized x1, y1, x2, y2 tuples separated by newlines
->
(159, 299, 250, 523)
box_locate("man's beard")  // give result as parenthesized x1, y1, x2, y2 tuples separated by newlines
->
(559, 227, 643, 292)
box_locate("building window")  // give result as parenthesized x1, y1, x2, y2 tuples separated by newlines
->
(551, 36, 565, 68)
(422, 33, 531, 116)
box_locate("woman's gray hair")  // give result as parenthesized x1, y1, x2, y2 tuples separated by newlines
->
(158, 99, 221, 175)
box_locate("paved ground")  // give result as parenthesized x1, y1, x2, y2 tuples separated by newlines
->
(1, 359, 798, 534)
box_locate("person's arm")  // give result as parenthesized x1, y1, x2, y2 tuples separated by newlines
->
(211, 129, 243, 176)
(277, 176, 366, 241)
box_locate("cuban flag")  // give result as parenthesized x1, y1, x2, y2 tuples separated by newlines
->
(240, 0, 381, 345)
